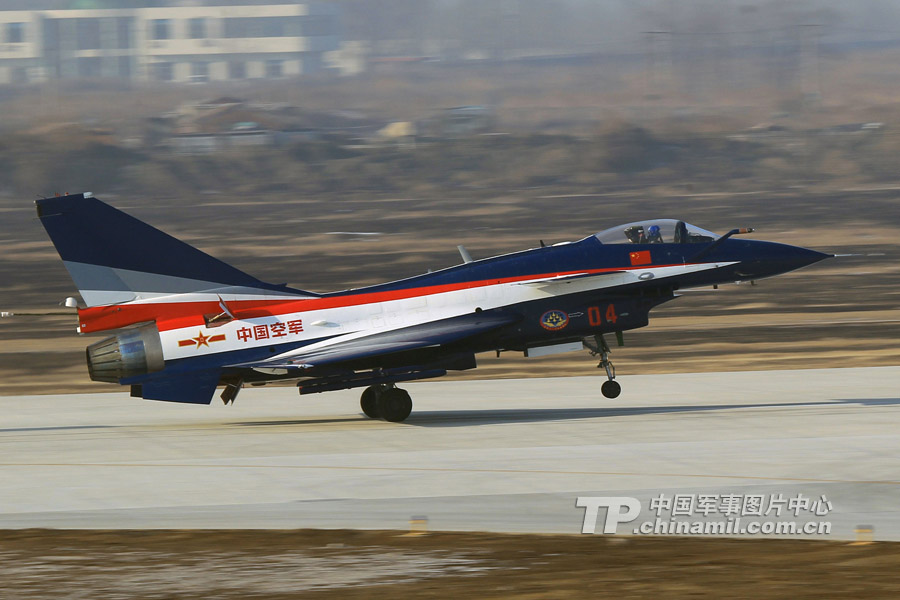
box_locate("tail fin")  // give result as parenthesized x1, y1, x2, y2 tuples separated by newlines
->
(36, 193, 315, 307)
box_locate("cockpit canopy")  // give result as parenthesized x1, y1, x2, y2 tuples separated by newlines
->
(594, 219, 720, 245)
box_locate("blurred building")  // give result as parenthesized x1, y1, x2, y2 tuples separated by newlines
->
(0, 3, 340, 84)
(420, 106, 494, 138)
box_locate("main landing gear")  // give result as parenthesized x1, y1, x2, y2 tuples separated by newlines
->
(360, 384, 413, 422)
(585, 334, 621, 399)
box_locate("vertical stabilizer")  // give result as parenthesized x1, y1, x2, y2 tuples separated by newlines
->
(36, 193, 315, 306)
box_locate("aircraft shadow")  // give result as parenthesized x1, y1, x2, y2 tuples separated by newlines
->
(230, 417, 368, 427)
(404, 398, 900, 427)
(230, 398, 899, 429)
(0, 425, 117, 433)
(835, 398, 900, 406)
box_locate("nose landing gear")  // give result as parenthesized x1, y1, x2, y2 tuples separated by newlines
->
(601, 379, 621, 399)
(585, 334, 621, 399)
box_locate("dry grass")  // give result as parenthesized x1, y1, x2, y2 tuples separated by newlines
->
(1, 529, 898, 599)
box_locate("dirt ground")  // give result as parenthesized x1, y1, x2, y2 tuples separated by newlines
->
(0, 529, 897, 599)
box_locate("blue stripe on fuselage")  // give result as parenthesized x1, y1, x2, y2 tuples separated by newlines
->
(330, 236, 715, 296)
(332, 236, 605, 295)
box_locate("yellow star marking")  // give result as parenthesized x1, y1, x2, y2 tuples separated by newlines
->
(192, 331, 211, 348)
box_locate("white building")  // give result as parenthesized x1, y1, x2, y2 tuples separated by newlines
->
(0, 3, 340, 84)
(0, 11, 43, 84)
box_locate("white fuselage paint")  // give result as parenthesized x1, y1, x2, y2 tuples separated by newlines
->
(156, 262, 736, 364)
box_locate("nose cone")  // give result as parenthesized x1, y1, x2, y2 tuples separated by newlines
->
(734, 241, 832, 280)
(779, 245, 832, 271)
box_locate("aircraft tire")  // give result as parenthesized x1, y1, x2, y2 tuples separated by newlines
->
(601, 380, 621, 399)
(378, 388, 413, 422)
(360, 386, 381, 418)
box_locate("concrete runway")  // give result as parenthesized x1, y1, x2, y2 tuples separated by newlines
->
(1, 367, 898, 540)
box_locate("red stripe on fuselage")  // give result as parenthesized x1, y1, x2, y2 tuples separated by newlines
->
(76, 263, 692, 333)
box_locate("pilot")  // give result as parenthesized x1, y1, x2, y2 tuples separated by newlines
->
(624, 226, 644, 244)
(646, 225, 663, 244)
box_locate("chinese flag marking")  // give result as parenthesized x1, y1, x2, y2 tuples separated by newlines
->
(629, 250, 651, 266)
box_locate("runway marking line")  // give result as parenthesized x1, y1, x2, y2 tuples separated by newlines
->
(0, 462, 898, 486)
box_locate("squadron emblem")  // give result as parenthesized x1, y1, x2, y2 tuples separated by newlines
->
(540, 310, 569, 331)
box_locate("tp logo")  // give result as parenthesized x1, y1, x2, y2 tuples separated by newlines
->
(577, 497, 641, 534)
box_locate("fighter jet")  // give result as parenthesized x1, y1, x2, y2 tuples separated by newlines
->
(36, 193, 830, 422)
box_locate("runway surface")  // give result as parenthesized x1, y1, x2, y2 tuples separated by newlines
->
(1, 367, 898, 540)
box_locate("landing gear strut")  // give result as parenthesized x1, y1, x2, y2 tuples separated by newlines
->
(586, 334, 621, 399)
(360, 384, 413, 422)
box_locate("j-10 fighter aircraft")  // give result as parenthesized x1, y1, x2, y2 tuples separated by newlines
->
(36, 193, 830, 422)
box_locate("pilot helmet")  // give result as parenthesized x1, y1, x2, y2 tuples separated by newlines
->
(648, 225, 660, 236)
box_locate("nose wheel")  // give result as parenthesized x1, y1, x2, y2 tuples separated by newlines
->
(601, 379, 621, 399)
(586, 334, 621, 399)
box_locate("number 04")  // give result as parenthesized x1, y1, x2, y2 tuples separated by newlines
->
(588, 304, 617, 326)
